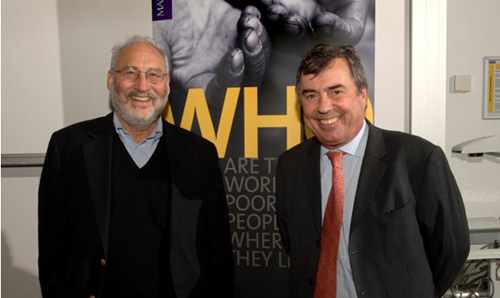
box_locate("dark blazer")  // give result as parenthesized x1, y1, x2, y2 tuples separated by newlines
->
(276, 121, 470, 298)
(38, 113, 234, 298)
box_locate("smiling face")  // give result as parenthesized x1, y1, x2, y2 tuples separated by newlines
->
(298, 58, 366, 149)
(107, 42, 170, 133)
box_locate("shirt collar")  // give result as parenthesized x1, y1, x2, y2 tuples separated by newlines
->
(320, 120, 368, 157)
(113, 112, 163, 145)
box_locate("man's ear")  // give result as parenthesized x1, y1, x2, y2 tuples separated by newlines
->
(107, 70, 113, 91)
(360, 88, 367, 109)
(165, 74, 171, 96)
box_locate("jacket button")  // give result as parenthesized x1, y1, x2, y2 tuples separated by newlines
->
(100, 258, 106, 266)
(316, 239, 321, 247)
(308, 278, 314, 285)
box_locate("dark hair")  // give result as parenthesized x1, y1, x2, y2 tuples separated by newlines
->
(296, 43, 367, 95)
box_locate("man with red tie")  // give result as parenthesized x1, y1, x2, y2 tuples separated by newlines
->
(275, 43, 469, 298)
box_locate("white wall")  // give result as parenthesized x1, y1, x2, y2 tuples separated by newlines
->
(411, 0, 448, 147)
(1, 0, 64, 154)
(2, 1, 64, 296)
(2, 168, 43, 298)
(446, 0, 500, 217)
(373, 0, 409, 132)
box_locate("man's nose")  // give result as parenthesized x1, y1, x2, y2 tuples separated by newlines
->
(317, 93, 332, 113)
(134, 72, 150, 91)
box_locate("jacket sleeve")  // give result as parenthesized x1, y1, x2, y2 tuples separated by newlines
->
(204, 144, 235, 297)
(38, 133, 69, 297)
(416, 146, 470, 296)
(275, 157, 290, 253)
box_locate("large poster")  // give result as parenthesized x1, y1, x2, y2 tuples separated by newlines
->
(152, 0, 375, 296)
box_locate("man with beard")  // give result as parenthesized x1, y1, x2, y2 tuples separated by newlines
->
(38, 35, 234, 298)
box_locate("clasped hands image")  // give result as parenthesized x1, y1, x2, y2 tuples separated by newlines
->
(154, 0, 370, 105)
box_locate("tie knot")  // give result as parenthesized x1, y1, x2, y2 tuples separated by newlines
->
(326, 151, 344, 170)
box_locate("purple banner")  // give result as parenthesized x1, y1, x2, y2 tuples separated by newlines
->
(152, 0, 172, 21)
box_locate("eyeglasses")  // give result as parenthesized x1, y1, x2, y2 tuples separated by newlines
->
(113, 67, 167, 84)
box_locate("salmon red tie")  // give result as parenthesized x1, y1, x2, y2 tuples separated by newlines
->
(314, 151, 345, 298)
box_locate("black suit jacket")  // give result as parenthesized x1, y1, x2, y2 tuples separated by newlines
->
(38, 113, 234, 298)
(276, 121, 469, 298)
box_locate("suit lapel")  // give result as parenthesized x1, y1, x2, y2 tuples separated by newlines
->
(163, 121, 181, 243)
(82, 114, 114, 254)
(305, 139, 323, 236)
(350, 124, 387, 234)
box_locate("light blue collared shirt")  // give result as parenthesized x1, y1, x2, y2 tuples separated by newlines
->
(320, 120, 369, 298)
(113, 113, 163, 168)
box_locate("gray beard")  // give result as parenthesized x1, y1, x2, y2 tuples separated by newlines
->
(110, 83, 167, 131)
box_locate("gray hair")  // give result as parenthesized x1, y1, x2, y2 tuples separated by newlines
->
(110, 35, 169, 74)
